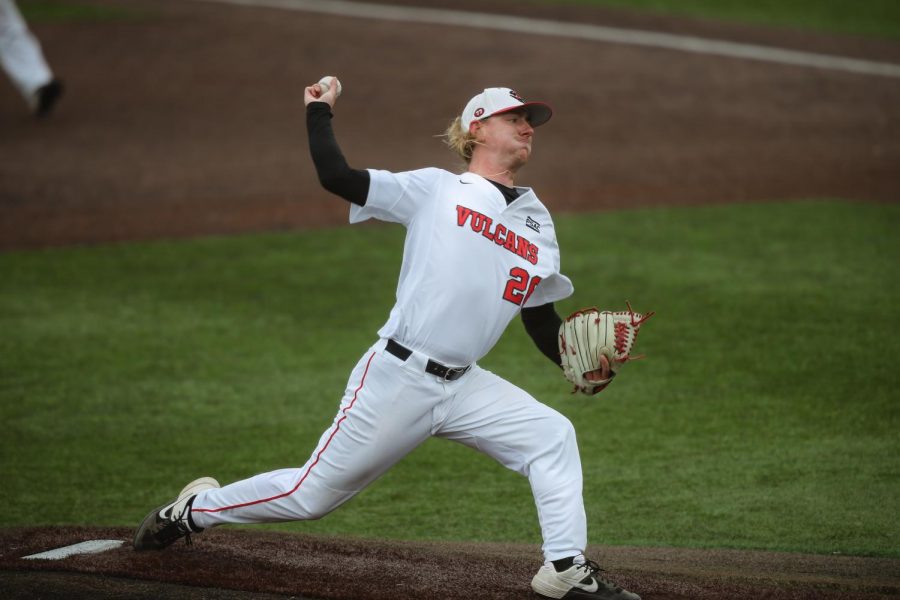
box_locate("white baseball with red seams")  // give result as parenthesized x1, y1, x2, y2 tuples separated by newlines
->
(190, 167, 589, 561)
(317, 75, 341, 97)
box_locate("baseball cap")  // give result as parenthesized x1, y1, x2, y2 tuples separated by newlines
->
(461, 87, 552, 131)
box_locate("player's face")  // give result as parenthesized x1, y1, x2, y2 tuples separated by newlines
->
(476, 109, 534, 164)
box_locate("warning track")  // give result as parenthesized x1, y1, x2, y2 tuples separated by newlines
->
(1, 0, 898, 249)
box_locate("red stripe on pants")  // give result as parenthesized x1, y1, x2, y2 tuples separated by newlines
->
(192, 351, 377, 514)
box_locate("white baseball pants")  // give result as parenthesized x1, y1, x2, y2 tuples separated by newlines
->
(191, 338, 587, 561)
(0, 0, 53, 101)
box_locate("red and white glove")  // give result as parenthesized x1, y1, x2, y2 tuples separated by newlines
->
(558, 302, 655, 395)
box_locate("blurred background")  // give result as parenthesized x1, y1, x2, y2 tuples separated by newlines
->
(1, 0, 898, 248)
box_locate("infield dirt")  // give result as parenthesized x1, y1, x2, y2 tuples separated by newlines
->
(2, 527, 899, 599)
(1, 0, 898, 598)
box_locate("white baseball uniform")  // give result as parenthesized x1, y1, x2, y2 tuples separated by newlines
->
(191, 167, 587, 561)
(0, 0, 54, 102)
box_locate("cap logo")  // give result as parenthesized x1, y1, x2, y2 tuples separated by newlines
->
(509, 89, 525, 103)
(474, 107, 484, 118)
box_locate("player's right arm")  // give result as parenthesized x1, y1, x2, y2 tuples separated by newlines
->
(304, 79, 369, 206)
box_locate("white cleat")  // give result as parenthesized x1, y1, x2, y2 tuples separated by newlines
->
(532, 559, 641, 600)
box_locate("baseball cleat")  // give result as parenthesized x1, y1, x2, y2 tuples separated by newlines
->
(33, 79, 64, 118)
(133, 476, 219, 551)
(532, 559, 641, 600)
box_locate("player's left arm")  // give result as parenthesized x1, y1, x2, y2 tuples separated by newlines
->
(521, 302, 563, 368)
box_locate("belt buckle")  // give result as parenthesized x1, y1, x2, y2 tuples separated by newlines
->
(424, 357, 470, 382)
(442, 365, 469, 382)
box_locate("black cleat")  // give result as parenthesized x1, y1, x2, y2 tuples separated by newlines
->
(33, 79, 64, 118)
(532, 558, 641, 599)
(133, 477, 219, 551)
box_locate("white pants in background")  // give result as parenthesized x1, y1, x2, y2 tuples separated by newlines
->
(0, 0, 53, 102)
(191, 338, 588, 561)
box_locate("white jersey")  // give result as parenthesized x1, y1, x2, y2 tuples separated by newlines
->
(350, 168, 574, 366)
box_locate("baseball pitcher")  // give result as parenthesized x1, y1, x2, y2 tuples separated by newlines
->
(133, 77, 650, 600)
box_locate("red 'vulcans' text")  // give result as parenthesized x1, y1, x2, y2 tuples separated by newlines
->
(456, 205, 538, 265)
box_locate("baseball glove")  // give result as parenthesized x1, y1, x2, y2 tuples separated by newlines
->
(558, 302, 655, 395)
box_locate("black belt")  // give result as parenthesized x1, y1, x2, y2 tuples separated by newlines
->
(385, 339, 471, 381)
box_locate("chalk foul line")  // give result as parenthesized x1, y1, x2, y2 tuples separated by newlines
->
(199, 0, 900, 79)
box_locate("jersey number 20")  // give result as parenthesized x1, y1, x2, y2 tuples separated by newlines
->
(503, 267, 542, 306)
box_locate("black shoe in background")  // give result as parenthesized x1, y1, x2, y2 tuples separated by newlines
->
(34, 79, 64, 118)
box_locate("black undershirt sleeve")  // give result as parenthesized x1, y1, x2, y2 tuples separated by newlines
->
(306, 102, 369, 206)
(521, 302, 563, 368)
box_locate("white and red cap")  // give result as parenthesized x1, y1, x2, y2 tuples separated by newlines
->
(461, 87, 552, 131)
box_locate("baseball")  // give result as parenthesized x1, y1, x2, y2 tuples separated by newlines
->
(317, 76, 342, 97)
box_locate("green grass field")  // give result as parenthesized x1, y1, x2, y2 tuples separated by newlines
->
(18, 0, 150, 22)
(19, 0, 900, 39)
(2, 200, 898, 557)
(552, 0, 900, 39)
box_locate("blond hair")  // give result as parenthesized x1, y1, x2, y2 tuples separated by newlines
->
(442, 116, 478, 164)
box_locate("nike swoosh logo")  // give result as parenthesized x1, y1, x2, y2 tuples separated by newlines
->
(574, 578, 599, 593)
(459, 180, 473, 184)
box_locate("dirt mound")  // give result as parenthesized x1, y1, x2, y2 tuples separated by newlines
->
(1, 527, 898, 599)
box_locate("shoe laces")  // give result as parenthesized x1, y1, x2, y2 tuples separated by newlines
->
(577, 560, 623, 593)
(175, 503, 195, 545)
(161, 501, 195, 546)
